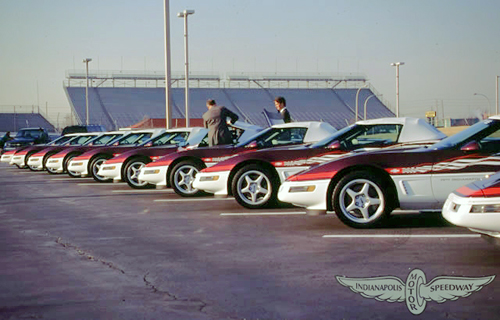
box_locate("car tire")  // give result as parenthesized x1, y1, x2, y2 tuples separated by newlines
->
(170, 160, 206, 196)
(65, 153, 81, 178)
(332, 171, 392, 229)
(232, 164, 279, 209)
(124, 157, 153, 189)
(90, 154, 112, 183)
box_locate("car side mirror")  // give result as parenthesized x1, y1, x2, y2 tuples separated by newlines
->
(461, 141, 480, 151)
(246, 140, 257, 148)
(327, 140, 341, 150)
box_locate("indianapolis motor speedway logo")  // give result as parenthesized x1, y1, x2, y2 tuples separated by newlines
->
(336, 269, 495, 315)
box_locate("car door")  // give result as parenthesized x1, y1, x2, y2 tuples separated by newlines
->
(431, 125, 500, 203)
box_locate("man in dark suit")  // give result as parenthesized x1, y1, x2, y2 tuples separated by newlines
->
(274, 96, 291, 123)
(202, 99, 239, 146)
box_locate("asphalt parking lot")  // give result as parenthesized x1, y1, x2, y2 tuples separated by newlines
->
(1, 163, 499, 320)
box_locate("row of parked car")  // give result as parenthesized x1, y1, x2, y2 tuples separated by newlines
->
(2, 117, 500, 245)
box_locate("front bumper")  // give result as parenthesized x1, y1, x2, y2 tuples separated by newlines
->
(10, 155, 27, 167)
(442, 192, 500, 233)
(27, 156, 44, 170)
(98, 162, 124, 183)
(1, 153, 14, 163)
(193, 171, 230, 196)
(68, 159, 90, 177)
(45, 157, 65, 173)
(278, 179, 331, 211)
(138, 165, 169, 187)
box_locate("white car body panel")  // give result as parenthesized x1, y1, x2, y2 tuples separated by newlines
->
(45, 156, 65, 173)
(1, 153, 13, 163)
(9, 154, 27, 167)
(443, 192, 500, 237)
(27, 155, 44, 170)
(278, 179, 331, 211)
(138, 165, 170, 187)
(98, 162, 124, 182)
(67, 159, 90, 177)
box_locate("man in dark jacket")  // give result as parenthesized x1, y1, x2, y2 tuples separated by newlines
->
(202, 99, 239, 146)
(274, 96, 291, 123)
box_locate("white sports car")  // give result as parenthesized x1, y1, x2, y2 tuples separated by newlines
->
(442, 171, 500, 245)
(277, 116, 500, 228)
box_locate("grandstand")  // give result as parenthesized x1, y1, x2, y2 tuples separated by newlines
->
(64, 71, 395, 130)
(0, 112, 56, 133)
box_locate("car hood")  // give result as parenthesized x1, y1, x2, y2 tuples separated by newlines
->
(7, 137, 36, 144)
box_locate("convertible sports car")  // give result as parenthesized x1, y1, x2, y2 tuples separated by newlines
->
(138, 121, 337, 197)
(24, 132, 105, 171)
(96, 127, 207, 188)
(277, 116, 500, 228)
(442, 171, 500, 245)
(193, 117, 446, 209)
(63, 129, 165, 180)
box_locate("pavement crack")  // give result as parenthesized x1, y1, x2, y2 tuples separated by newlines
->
(55, 237, 125, 274)
(143, 272, 210, 314)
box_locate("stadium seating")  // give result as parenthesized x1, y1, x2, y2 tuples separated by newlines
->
(65, 87, 394, 130)
(0, 113, 56, 132)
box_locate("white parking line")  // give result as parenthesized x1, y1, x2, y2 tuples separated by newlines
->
(154, 198, 234, 202)
(220, 212, 307, 216)
(322, 234, 481, 238)
(77, 183, 116, 186)
(51, 177, 83, 181)
(112, 189, 174, 193)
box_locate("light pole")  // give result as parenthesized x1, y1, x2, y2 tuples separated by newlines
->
(164, 0, 172, 129)
(364, 94, 376, 120)
(355, 84, 368, 121)
(391, 62, 405, 117)
(83, 58, 92, 125)
(473, 93, 492, 116)
(178, 9, 195, 127)
(496, 76, 499, 115)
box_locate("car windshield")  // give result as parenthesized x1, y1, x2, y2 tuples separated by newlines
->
(430, 119, 499, 149)
(88, 133, 123, 146)
(309, 124, 355, 148)
(183, 130, 208, 147)
(139, 131, 189, 146)
(48, 135, 72, 145)
(239, 127, 309, 148)
(114, 132, 153, 145)
(16, 130, 43, 138)
(235, 127, 272, 147)
(67, 135, 97, 145)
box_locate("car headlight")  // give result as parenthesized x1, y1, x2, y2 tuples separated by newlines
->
(199, 175, 219, 182)
(288, 185, 316, 193)
(470, 204, 500, 214)
(143, 169, 160, 174)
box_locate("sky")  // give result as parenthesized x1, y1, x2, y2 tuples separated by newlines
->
(1, 0, 500, 124)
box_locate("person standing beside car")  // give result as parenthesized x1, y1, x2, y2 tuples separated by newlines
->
(274, 96, 291, 123)
(0, 131, 13, 149)
(203, 99, 239, 146)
